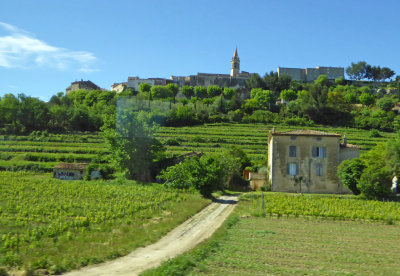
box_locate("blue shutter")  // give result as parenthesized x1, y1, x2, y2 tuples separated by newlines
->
(286, 163, 290, 175)
(322, 147, 327, 158)
(312, 147, 317, 157)
(295, 163, 299, 175)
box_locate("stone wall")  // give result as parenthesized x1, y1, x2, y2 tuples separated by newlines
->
(277, 66, 344, 82)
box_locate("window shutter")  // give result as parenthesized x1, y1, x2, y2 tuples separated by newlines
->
(295, 163, 299, 175)
(286, 163, 290, 175)
(322, 147, 327, 158)
(312, 147, 317, 157)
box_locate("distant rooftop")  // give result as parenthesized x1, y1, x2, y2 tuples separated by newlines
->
(272, 129, 341, 137)
(54, 163, 89, 170)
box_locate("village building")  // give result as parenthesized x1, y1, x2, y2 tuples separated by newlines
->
(53, 163, 100, 180)
(123, 48, 254, 93)
(66, 79, 101, 94)
(277, 66, 344, 82)
(267, 129, 360, 194)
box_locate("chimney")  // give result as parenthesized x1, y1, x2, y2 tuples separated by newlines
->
(343, 134, 347, 146)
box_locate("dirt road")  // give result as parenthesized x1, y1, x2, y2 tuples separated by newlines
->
(64, 195, 238, 276)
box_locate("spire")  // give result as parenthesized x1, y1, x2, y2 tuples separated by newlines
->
(233, 47, 238, 58)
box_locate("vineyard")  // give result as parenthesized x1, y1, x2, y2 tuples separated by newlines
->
(0, 123, 394, 172)
(0, 172, 209, 273)
(244, 192, 400, 221)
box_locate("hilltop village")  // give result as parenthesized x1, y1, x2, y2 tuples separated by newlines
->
(66, 48, 345, 97)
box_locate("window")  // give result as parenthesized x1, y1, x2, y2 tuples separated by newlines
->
(290, 136, 297, 140)
(312, 146, 326, 158)
(316, 137, 322, 141)
(289, 146, 297, 157)
(316, 163, 323, 176)
(287, 163, 299, 176)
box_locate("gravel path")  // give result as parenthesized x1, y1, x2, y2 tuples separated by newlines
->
(64, 195, 238, 276)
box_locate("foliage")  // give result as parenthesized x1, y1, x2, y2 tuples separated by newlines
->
(150, 86, 173, 99)
(101, 110, 165, 181)
(359, 92, 375, 106)
(181, 86, 194, 99)
(139, 83, 152, 93)
(159, 152, 242, 197)
(337, 158, 365, 195)
(194, 86, 207, 98)
(376, 96, 395, 111)
(280, 89, 297, 102)
(207, 86, 222, 98)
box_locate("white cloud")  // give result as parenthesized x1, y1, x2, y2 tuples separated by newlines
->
(0, 22, 98, 72)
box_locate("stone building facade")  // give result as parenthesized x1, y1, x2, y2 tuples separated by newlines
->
(123, 48, 253, 92)
(277, 66, 344, 82)
(66, 80, 101, 94)
(267, 130, 359, 194)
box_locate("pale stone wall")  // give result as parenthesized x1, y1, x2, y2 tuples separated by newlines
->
(268, 135, 346, 194)
(249, 172, 268, 190)
(339, 146, 360, 163)
(277, 66, 344, 82)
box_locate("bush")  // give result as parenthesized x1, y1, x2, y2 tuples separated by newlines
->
(164, 138, 181, 146)
(358, 167, 392, 199)
(284, 117, 314, 126)
(369, 129, 381, 138)
(337, 158, 365, 195)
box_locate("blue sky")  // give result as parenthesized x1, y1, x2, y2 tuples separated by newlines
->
(1, 0, 399, 101)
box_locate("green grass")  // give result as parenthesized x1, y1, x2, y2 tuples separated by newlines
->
(0, 172, 210, 274)
(144, 192, 400, 276)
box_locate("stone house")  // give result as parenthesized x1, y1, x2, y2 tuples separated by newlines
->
(65, 80, 101, 94)
(267, 129, 360, 194)
(53, 163, 100, 180)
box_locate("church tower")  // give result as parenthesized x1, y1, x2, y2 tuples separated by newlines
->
(230, 47, 240, 77)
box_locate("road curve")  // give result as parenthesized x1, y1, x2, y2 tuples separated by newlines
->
(64, 195, 238, 276)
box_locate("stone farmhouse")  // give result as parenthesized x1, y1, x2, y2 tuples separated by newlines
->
(66, 79, 101, 94)
(267, 129, 360, 194)
(53, 163, 100, 180)
(277, 66, 344, 82)
(112, 47, 254, 93)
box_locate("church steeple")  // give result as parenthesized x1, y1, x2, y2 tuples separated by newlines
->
(231, 47, 240, 77)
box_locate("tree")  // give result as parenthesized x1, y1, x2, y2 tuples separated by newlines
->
(207, 85, 222, 98)
(150, 85, 173, 99)
(181, 85, 194, 99)
(194, 86, 207, 98)
(337, 158, 365, 195)
(223, 88, 236, 99)
(246, 73, 264, 90)
(381, 67, 395, 81)
(346, 61, 368, 80)
(376, 96, 394, 111)
(280, 89, 297, 102)
(314, 75, 328, 86)
(102, 110, 165, 181)
(359, 92, 375, 106)
(139, 83, 152, 93)
(166, 83, 179, 102)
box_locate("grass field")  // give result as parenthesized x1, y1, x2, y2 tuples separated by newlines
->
(0, 172, 210, 274)
(144, 192, 400, 276)
(0, 123, 395, 172)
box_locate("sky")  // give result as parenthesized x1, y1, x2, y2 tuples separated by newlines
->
(1, 0, 399, 101)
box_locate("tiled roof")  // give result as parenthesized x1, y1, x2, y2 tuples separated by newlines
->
(272, 129, 341, 137)
(54, 163, 89, 170)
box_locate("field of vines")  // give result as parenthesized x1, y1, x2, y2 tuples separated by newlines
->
(244, 192, 400, 221)
(0, 123, 394, 173)
(0, 172, 208, 272)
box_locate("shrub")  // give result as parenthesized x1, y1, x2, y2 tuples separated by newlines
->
(358, 166, 392, 199)
(337, 158, 365, 195)
(369, 129, 381, 138)
(164, 138, 181, 146)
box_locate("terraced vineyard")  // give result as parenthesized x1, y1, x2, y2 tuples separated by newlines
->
(0, 124, 395, 172)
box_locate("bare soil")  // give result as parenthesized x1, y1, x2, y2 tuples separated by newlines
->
(64, 195, 238, 276)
